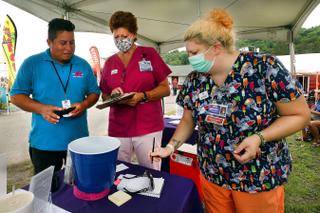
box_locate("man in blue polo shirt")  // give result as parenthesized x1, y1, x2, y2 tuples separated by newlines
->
(10, 18, 100, 191)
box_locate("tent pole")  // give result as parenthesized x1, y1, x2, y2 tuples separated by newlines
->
(288, 30, 296, 77)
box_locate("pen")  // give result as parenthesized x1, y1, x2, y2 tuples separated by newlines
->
(151, 137, 155, 164)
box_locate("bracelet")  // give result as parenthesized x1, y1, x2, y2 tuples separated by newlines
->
(255, 131, 266, 147)
(141, 91, 148, 102)
(166, 144, 175, 154)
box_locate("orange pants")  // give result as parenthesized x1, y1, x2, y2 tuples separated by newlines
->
(200, 175, 284, 213)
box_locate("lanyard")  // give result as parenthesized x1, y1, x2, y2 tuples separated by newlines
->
(51, 61, 72, 97)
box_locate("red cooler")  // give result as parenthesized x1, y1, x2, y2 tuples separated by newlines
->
(169, 144, 203, 201)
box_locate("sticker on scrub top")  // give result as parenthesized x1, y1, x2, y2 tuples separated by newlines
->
(62, 99, 71, 109)
(207, 103, 228, 118)
(205, 115, 225, 125)
(111, 69, 118, 75)
(139, 59, 153, 72)
(199, 91, 209, 100)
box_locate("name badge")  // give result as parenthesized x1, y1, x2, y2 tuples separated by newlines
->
(62, 99, 71, 109)
(139, 60, 153, 72)
(205, 115, 225, 125)
(199, 91, 209, 100)
(111, 69, 118, 75)
(207, 103, 227, 118)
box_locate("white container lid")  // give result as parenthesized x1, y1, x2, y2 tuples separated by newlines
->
(68, 136, 120, 155)
(0, 191, 34, 213)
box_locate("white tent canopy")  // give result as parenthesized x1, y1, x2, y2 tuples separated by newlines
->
(278, 53, 320, 75)
(2, 0, 320, 54)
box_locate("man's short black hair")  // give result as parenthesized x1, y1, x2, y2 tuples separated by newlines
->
(48, 18, 75, 40)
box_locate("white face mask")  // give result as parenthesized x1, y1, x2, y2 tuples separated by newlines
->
(114, 37, 134, 52)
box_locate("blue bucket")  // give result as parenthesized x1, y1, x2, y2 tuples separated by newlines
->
(68, 136, 120, 199)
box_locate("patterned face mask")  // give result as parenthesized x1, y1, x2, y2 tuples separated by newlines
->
(114, 37, 134, 52)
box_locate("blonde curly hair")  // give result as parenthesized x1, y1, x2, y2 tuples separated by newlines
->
(184, 8, 235, 52)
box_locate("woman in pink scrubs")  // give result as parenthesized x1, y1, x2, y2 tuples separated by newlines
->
(100, 11, 171, 170)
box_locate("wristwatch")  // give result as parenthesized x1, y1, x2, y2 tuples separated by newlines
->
(141, 91, 148, 102)
(255, 131, 266, 147)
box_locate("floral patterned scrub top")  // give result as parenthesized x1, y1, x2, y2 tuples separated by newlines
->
(177, 52, 303, 193)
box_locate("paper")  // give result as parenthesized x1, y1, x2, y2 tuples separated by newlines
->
(168, 120, 180, 125)
(116, 163, 129, 173)
(63, 150, 73, 185)
(48, 202, 72, 213)
(29, 166, 54, 213)
(0, 153, 6, 196)
(16, 189, 71, 213)
(177, 144, 197, 155)
(139, 177, 164, 198)
(96, 93, 135, 109)
(164, 115, 182, 119)
(108, 190, 132, 207)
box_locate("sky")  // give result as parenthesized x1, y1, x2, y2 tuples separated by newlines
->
(0, 0, 320, 71)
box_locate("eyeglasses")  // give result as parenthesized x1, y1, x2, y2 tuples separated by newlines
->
(122, 170, 154, 194)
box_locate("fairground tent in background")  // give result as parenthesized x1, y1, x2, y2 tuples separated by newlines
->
(2, 14, 17, 91)
(278, 53, 320, 93)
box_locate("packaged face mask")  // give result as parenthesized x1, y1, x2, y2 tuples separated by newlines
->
(117, 172, 154, 194)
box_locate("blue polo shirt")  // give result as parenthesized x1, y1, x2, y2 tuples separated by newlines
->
(10, 49, 100, 151)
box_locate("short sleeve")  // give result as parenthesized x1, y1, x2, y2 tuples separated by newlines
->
(84, 62, 100, 95)
(149, 48, 172, 83)
(10, 58, 33, 96)
(99, 60, 111, 94)
(176, 72, 194, 110)
(264, 56, 303, 103)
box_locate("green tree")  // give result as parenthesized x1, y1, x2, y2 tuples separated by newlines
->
(161, 26, 320, 65)
(161, 50, 189, 65)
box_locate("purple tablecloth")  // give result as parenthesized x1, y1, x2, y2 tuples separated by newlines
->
(161, 118, 198, 171)
(51, 161, 204, 213)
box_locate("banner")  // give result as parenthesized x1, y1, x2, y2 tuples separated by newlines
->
(0, 76, 8, 110)
(2, 15, 17, 91)
(89, 46, 101, 84)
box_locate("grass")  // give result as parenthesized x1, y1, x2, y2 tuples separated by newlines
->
(6, 133, 320, 212)
(284, 133, 320, 213)
(7, 160, 33, 193)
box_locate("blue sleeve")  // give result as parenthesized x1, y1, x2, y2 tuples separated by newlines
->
(10, 58, 33, 96)
(84, 62, 100, 95)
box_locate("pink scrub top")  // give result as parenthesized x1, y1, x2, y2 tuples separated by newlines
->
(100, 46, 172, 137)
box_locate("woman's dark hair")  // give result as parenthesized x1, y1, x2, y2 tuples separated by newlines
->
(109, 11, 138, 36)
(48, 18, 75, 40)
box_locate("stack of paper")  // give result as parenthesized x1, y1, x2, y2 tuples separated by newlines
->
(108, 190, 132, 207)
(139, 177, 164, 198)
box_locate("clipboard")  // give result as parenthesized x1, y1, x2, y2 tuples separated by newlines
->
(96, 93, 135, 109)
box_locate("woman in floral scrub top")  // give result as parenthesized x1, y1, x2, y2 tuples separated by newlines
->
(152, 9, 310, 213)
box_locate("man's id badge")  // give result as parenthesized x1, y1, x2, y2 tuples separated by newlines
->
(62, 99, 71, 109)
(139, 59, 153, 72)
